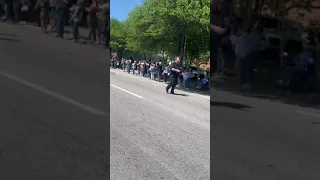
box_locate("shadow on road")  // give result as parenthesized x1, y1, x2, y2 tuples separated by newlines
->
(171, 93, 189, 96)
(0, 37, 20, 42)
(210, 101, 252, 110)
(213, 73, 320, 109)
(0, 32, 17, 37)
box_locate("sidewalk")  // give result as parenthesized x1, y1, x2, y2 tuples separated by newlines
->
(212, 74, 320, 108)
(113, 67, 210, 96)
(23, 22, 108, 47)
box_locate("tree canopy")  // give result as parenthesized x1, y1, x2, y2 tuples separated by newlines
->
(110, 0, 210, 65)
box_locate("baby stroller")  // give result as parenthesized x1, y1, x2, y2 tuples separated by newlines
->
(197, 77, 209, 91)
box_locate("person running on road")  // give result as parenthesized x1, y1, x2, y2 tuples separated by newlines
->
(166, 57, 181, 94)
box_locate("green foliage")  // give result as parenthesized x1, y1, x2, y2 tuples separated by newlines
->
(110, 18, 126, 54)
(110, 0, 210, 65)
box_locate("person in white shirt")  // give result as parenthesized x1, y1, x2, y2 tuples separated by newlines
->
(163, 64, 169, 83)
(240, 22, 262, 90)
(230, 28, 248, 82)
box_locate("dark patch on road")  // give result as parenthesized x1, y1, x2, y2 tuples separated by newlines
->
(171, 93, 189, 96)
(210, 101, 252, 110)
(0, 37, 20, 42)
(0, 32, 17, 37)
(312, 121, 320, 124)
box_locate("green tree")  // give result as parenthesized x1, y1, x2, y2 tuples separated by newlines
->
(110, 18, 127, 59)
(110, 0, 210, 65)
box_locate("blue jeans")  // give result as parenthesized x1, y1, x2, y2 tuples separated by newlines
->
(56, 13, 65, 37)
(72, 20, 80, 40)
(241, 51, 259, 85)
(184, 78, 191, 89)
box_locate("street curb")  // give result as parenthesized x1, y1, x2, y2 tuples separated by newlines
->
(111, 68, 210, 96)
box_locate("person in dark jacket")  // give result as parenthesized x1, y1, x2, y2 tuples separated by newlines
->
(166, 57, 181, 94)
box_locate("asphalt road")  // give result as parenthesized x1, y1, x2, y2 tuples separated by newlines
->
(0, 23, 110, 179)
(211, 88, 320, 179)
(2, 22, 319, 180)
(110, 69, 210, 179)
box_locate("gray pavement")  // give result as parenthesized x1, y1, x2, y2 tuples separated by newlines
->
(110, 68, 210, 179)
(211, 88, 320, 179)
(0, 23, 110, 179)
(2, 21, 320, 180)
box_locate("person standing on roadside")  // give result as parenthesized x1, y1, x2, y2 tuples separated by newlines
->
(163, 64, 169, 83)
(137, 61, 141, 76)
(240, 22, 262, 90)
(210, 0, 231, 78)
(183, 67, 192, 90)
(49, 0, 57, 31)
(166, 57, 181, 94)
(85, 0, 97, 43)
(35, 0, 50, 33)
(141, 61, 146, 76)
(131, 60, 136, 75)
(96, 0, 108, 46)
(158, 62, 163, 81)
(69, 0, 84, 42)
(55, 0, 67, 38)
(12, 0, 21, 24)
(150, 63, 156, 80)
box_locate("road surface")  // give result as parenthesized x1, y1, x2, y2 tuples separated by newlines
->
(211, 88, 320, 179)
(110, 69, 210, 179)
(2, 22, 319, 180)
(0, 23, 211, 180)
(0, 23, 110, 179)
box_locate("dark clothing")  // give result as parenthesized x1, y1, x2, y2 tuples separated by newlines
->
(39, 1, 50, 21)
(210, 1, 231, 76)
(169, 62, 180, 78)
(56, 2, 67, 37)
(166, 78, 178, 94)
(166, 62, 180, 93)
(88, 18, 97, 40)
(211, 1, 231, 28)
(241, 51, 259, 85)
(164, 73, 168, 83)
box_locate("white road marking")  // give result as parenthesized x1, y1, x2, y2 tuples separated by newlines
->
(296, 110, 320, 119)
(0, 71, 107, 116)
(110, 84, 143, 99)
(199, 95, 210, 100)
(111, 69, 211, 100)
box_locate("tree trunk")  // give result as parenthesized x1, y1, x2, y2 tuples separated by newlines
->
(179, 34, 186, 66)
